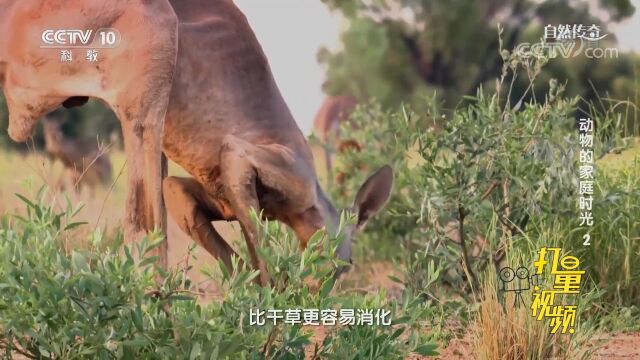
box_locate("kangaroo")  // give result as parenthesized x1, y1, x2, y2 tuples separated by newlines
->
(1, 0, 178, 268)
(42, 111, 112, 193)
(159, 1, 393, 284)
(0, 0, 393, 283)
(312, 95, 359, 176)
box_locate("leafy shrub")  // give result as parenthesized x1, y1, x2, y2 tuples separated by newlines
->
(331, 48, 640, 322)
(572, 157, 640, 308)
(0, 190, 438, 359)
(334, 85, 579, 294)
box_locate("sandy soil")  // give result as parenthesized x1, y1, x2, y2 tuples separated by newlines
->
(320, 262, 640, 359)
(592, 332, 640, 359)
(431, 332, 640, 359)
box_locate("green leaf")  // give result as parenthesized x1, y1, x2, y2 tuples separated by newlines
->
(319, 276, 336, 298)
(144, 237, 166, 255)
(131, 308, 144, 331)
(72, 251, 90, 272)
(64, 221, 88, 231)
(390, 327, 405, 340)
(139, 256, 159, 268)
(391, 316, 411, 325)
(414, 343, 439, 356)
(120, 338, 149, 347)
(14, 193, 35, 209)
(189, 342, 202, 360)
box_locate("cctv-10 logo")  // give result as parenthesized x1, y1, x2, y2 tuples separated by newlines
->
(41, 28, 120, 48)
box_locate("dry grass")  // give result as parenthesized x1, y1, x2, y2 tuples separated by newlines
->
(598, 138, 640, 172)
(471, 274, 598, 360)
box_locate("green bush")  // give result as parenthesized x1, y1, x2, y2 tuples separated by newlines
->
(0, 190, 438, 359)
(334, 87, 579, 293)
(574, 160, 640, 308)
(331, 51, 640, 321)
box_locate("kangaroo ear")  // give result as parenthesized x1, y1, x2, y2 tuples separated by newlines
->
(353, 165, 393, 229)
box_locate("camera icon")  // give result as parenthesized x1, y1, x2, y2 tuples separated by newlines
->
(499, 266, 539, 307)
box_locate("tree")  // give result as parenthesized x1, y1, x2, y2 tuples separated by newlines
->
(319, 0, 638, 121)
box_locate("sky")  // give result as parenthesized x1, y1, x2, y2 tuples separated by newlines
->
(235, 0, 340, 135)
(609, 0, 640, 51)
(236, 0, 640, 135)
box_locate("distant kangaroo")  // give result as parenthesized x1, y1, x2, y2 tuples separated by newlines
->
(42, 111, 112, 193)
(313, 96, 358, 143)
(312, 96, 359, 178)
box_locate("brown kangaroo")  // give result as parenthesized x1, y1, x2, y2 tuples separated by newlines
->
(312, 95, 359, 176)
(42, 111, 112, 193)
(0, 0, 393, 283)
(1, 0, 179, 268)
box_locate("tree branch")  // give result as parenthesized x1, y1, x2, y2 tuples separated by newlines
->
(481, 180, 499, 200)
(0, 339, 38, 359)
(457, 206, 478, 293)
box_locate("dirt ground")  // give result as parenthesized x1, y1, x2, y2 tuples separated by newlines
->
(301, 258, 640, 359)
(429, 334, 640, 359)
(590, 333, 640, 360)
(300, 261, 640, 359)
